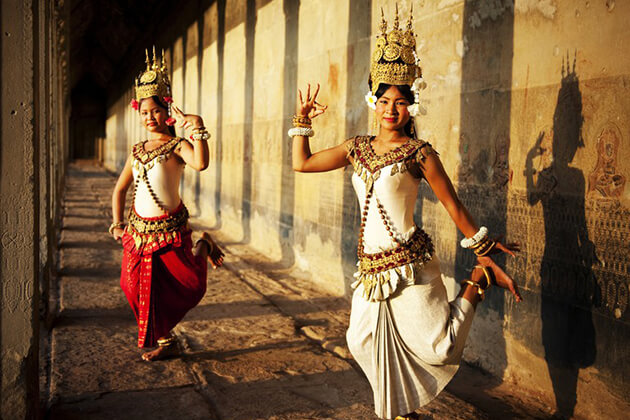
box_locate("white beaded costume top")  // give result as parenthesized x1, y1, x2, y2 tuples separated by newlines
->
(131, 138, 184, 218)
(348, 135, 436, 301)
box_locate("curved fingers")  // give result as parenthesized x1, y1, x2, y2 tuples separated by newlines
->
(172, 105, 184, 117)
(494, 242, 516, 257)
(477, 256, 523, 302)
(311, 83, 320, 104)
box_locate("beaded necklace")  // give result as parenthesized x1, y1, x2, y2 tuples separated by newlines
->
(351, 135, 430, 259)
(130, 137, 182, 216)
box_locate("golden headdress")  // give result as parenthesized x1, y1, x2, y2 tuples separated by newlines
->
(369, 5, 421, 95)
(134, 47, 172, 104)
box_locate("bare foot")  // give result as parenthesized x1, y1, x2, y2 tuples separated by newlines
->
(141, 342, 180, 362)
(199, 232, 224, 269)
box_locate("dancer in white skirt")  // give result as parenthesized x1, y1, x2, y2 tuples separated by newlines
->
(290, 7, 522, 420)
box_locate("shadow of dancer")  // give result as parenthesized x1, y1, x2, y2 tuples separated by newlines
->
(525, 54, 597, 419)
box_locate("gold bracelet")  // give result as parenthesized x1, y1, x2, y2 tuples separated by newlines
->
(474, 240, 496, 257)
(109, 222, 125, 235)
(475, 265, 493, 290)
(472, 238, 492, 254)
(292, 115, 312, 126)
(462, 280, 485, 300)
(157, 336, 177, 347)
(469, 237, 489, 250)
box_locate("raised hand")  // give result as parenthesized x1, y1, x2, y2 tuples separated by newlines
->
(298, 83, 328, 119)
(527, 131, 545, 160)
(171, 104, 204, 130)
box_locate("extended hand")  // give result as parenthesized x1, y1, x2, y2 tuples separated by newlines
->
(477, 255, 523, 302)
(172, 104, 204, 130)
(298, 83, 327, 119)
(488, 235, 520, 257)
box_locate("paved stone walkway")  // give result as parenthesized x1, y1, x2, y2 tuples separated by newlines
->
(41, 163, 551, 419)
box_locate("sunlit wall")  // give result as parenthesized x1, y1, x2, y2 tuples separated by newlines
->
(102, 1, 630, 417)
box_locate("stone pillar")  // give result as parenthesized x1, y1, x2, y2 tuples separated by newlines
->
(0, 0, 39, 417)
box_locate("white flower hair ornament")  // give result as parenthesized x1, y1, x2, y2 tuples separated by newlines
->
(407, 103, 420, 117)
(408, 76, 428, 117)
(365, 91, 377, 110)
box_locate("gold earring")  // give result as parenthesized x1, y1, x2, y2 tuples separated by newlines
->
(372, 116, 379, 134)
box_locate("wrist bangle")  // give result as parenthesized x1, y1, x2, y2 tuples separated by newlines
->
(474, 240, 496, 256)
(460, 226, 488, 249)
(288, 127, 314, 137)
(190, 130, 210, 141)
(292, 115, 312, 126)
(461, 280, 485, 300)
(109, 222, 125, 235)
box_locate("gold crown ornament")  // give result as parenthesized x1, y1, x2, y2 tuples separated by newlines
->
(369, 4, 421, 95)
(130, 47, 173, 111)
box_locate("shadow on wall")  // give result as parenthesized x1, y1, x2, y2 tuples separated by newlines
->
(252, 0, 300, 270)
(525, 54, 597, 419)
(340, 0, 371, 295)
(240, 0, 257, 243)
(454, 0, 514, 382)
(275, 0, 300, 268)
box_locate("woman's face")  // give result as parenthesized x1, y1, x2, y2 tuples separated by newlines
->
(375, 85, 411, 133)
(139, 97, 168, 133)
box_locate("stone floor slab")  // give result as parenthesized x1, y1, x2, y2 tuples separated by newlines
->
(188, 343, 374, 420)
(59, 276, 127, 312)
(51, 320, 195, 400)
(48, 386, 214, 420)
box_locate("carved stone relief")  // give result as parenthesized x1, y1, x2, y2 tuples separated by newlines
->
(588, 122, 626, 199)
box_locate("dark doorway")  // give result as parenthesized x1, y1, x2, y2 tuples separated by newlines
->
(70, 78, 105, 160)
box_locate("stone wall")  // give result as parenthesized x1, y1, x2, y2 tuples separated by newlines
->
(102, 1, 630, 417)
(1, 0, 70, 417)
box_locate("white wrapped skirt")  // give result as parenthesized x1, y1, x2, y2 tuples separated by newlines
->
(346, 256, 475, 419)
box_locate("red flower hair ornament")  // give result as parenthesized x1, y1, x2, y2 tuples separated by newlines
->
(130, 99, 139, 110)
(163, 96, 173, 103)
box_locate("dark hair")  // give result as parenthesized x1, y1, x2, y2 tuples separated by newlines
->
(372, 83, 415, 138)
(139, 95, 176, 137)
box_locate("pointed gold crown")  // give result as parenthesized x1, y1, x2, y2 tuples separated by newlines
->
(369, 5, 421, 94)
(135, 47, 171, 102)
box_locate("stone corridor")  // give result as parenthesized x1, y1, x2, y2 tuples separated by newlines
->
(3, 1, 629, 417)
(40, 163, 551, 419)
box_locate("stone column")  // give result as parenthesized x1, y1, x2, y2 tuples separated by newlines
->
(0, 0, 39, 417)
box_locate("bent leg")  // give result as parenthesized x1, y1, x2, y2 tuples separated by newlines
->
(347, 260, 476, 419)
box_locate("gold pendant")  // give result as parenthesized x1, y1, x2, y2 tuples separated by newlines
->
(366, 177, 374, 192)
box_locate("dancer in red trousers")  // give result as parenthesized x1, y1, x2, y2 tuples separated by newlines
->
(110, 48, 223, 361)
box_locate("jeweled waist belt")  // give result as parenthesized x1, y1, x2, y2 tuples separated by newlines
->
(127, 205, 189, 235)
(358, 227, 434, 274)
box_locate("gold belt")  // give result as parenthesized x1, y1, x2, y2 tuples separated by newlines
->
(127, 206, 189, 235)
(358, 227, 434, 274)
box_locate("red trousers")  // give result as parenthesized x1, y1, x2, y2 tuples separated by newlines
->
(120, 218, 206, 348)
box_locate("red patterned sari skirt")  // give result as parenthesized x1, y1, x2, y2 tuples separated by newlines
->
(120, 203, 207, 347)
